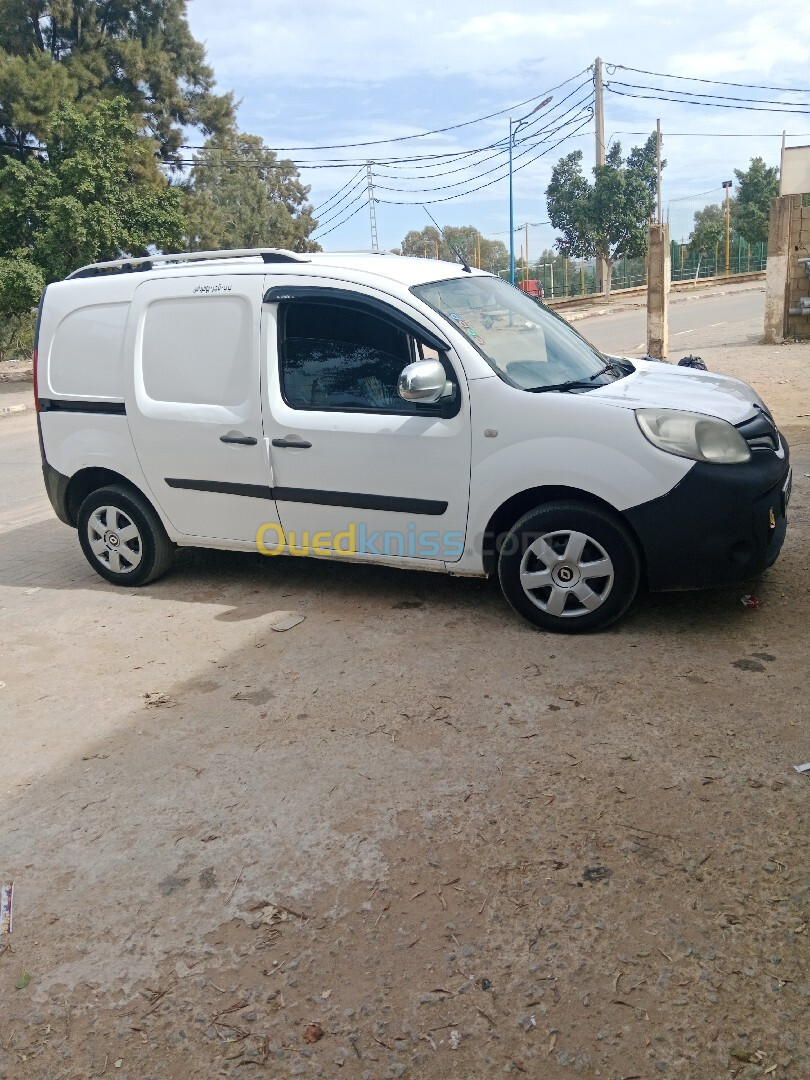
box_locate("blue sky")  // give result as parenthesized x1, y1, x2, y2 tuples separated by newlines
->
(186, 0, 809, 254)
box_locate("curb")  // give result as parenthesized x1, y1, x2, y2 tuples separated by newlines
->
(0, 403, 29, 418)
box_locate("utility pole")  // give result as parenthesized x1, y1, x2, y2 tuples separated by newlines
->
(365, 162, 379, 253)
(509, 118, 515, 284)
(647, 121, 669, 358)
(594, 57, 608, 295)
(722, 179, 733, 275)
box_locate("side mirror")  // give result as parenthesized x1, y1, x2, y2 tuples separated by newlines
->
(397, 359, 451, 404)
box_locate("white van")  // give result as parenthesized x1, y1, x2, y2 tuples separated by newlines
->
(35, 248, 791, 633)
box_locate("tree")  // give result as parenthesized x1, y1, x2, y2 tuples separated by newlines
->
(545, 134, 661, 298)
(400, 225, 508, 272)
(689, 203, 727, 257)
(0, 97, 184, 312)
(731, 157, 779, 244)
(0, 0, 234, 166)
(181, 135, 319, 253)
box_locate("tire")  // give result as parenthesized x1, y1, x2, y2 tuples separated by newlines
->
(77, 485, 175, 587)
(497, 501, 640, 633)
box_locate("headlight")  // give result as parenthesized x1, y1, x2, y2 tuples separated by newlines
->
(636, 409, 751, 464)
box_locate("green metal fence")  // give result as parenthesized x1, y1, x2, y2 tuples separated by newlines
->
(669, 239, 767, 283)
(501, 240, 768, 299)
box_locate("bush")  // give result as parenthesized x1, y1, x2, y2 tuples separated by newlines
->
(0, 311, 36, 362)
(0, 258, 44, 318)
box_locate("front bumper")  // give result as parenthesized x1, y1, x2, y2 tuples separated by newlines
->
(624, 441, 791, 592)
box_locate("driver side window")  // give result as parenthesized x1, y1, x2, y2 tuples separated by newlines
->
(279, 301, 453, 414)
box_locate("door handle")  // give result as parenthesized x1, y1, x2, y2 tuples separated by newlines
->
(220, 432, 258, 445)
(272, 436, 312, 449)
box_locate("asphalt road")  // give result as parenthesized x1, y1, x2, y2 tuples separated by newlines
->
(573, 283, 765, 356)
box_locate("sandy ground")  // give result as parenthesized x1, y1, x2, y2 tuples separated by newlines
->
(0, 324, 808, 1079)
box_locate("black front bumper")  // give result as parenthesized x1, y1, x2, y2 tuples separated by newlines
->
(624, 442, 791, 592)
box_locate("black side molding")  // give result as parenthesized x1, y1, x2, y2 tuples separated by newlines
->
(39, 398, 126, 415)
(164, 478, 447, 516)
(274, 487, 447, 516)
(165, 478, 273, 500)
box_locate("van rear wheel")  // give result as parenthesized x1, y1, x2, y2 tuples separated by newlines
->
(498, 501, 640, 633)
(77, 485, 174, 587)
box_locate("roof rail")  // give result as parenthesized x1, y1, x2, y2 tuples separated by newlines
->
(66, 248, 310, 280)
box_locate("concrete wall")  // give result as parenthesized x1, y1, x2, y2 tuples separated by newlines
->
(786, 200, 810, 341)
(764, 195, 810, 342)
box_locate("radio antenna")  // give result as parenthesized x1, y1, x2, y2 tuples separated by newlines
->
(422, 205, 471, 273)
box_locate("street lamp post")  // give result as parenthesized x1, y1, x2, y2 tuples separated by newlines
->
(509, 117, 516, 285)
(508, 98, 551, 285)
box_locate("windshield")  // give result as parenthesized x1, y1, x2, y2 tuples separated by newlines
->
(411, 275, 613, 391)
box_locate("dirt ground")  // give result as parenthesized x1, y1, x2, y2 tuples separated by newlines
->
(1, 329, 808, 1079)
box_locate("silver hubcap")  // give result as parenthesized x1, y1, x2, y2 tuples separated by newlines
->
(519, 529, 614, 618)
(87, 505, 143, 574)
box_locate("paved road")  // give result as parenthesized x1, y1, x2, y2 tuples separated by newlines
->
(574, 284, 765, 356)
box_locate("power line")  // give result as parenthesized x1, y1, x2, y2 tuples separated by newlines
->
(372, 103, 594, 196)
(179, 66, 593, 155)
(312, 199, 368, 240)
(372, 80, 593, 181)
(179, 82, 595, 192)
(606, 85, 810, 116)
(608, 79, 810, 107)
(311, 176, 367, 224)
(311, 167, 365, 212)
(312, 189, 368, 231)
(607, 130, 810, 138)
(606, 63, 810, 95)
(665, 187, 723, 203)
(376, 116, 593, 205)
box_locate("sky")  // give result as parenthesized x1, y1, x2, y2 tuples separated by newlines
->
(185, 0, 810, 255)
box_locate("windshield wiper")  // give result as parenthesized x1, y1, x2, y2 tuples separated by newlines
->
(527, 363, 616, 394)
(527, 380, 601, 394)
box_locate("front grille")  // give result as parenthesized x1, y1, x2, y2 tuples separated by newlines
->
(736, 410, 780, 453)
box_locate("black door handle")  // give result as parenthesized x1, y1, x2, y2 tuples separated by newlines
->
(220, 433, 257, 445)
(272, 437, 312, 449)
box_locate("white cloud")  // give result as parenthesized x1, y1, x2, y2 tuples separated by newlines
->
(670, 12, 810, 77)
(454, 11, 610, 42)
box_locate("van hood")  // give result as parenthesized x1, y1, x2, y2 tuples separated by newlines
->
(593, 358, 766, 426)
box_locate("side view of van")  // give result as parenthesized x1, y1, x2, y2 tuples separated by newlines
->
(35, 248, 791, 633)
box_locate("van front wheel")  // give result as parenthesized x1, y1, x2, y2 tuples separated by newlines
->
(498, 501, 640, 633)
(77, 485, 175, 587)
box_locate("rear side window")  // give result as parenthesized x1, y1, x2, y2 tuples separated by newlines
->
(49, 303, 128, 398)
(141, 296, 251, 406)
(279, 301, 442, 413)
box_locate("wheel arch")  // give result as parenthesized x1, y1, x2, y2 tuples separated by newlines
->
(481, 485, 647, 583)
(63, 468, 154, 528)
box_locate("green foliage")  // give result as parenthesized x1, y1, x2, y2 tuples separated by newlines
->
(400, 225, 508, 270)
(0, 0, 234, 165)
(0, 309, 36, 361)
(181, 135, 319, 252)
(731, 157, 779, 244)
(0, 98, 185, 306)
(0, 256, 44, 316)
(689, 204, 726, 255)
(546, 134, 662, 294)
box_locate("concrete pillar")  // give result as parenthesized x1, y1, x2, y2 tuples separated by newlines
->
(597, 256, 609, 297)
(763, 195, 796, 343)
(646, 223, 670, 359)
